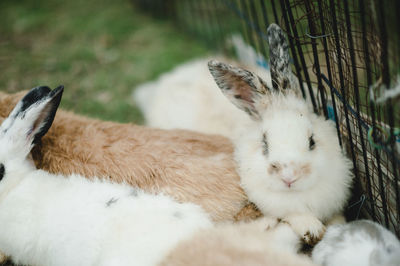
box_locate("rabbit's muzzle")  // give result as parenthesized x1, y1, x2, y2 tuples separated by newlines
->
(268, 162, 311, 188)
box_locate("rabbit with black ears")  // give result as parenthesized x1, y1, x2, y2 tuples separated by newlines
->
(207, 24, 353, 244)
(0, 86, 212, 266)
(312, 219, 400, 266)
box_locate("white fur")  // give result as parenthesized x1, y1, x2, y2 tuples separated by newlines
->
(135, 56, 353, 241)
(162, 217, 317, 266)
(233, 92, 353, 242)
(230, 34, 267, 68)
(204, 58, 353, 242)
(0, 90, 212, 266)
(312, 220, 400, 266)
(236, 93, 352, 222)
(133, 58, 317, 139)
(132, 58, 269, 138)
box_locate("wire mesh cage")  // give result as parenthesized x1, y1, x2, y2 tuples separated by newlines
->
(132, 0, 400, 237)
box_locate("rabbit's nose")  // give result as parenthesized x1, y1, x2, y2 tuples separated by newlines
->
(282, 178, 297, 188)
(281, 168, 297, 188)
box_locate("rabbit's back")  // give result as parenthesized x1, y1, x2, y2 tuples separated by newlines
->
(0, 171, 212, 266)
(0, 90, 248, 222)
(133, 58, 248, 138)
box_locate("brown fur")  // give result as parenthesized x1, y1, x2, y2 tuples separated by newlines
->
(297, 163, 312, 177)
(161, 219, 317, 266)
(268, 163, 281, 174)
(234, 202, 263, 222)
(0, 90, 261, 222)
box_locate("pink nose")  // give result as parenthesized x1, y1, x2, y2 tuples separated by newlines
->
(282, 179, 296, 188)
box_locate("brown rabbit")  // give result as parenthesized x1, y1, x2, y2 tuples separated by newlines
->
(0, 88, 261, 222)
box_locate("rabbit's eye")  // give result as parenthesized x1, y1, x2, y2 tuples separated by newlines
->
(0, 164, 4, 181)
(309, 135, 316, 150)
(262, 133, 269, 155)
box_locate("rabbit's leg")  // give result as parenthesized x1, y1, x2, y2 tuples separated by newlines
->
(282, 213, 325, 245)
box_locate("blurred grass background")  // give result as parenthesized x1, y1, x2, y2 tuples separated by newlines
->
(0, 0, 208, 123)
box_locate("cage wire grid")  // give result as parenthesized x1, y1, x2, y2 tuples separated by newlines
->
(133, 0, 400, 237)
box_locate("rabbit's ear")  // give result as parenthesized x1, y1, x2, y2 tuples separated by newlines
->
(267, 23, 293, 91)
(208, 60, 272, 120)
(1, 85, 63, 148)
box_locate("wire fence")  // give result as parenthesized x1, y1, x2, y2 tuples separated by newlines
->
(133, 0, 400, 237)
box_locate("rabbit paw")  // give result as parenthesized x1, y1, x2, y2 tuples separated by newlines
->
(282, 214, 326, 246)
(235, 216, 279, 232)
(259, 216, 280, 231)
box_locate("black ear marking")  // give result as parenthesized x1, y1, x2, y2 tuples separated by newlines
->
(16, 86, 52, 118)
(309, 134, 316, 150)
(32, 85, 64, 144)
(0, 164, 4, 181)
(2, 86, 57, 135)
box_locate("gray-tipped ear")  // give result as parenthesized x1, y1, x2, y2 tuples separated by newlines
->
(1, 85, 64, 145)
(208, 60, 271, 120)
(267, 23, 293, 91)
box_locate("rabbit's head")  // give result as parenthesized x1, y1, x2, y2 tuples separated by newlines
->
(0, 86, 63, 182)
(208, 24, 352, 205)
(208, 59, 348, 192)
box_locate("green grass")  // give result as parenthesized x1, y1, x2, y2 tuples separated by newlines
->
(0, 0, 209, 123)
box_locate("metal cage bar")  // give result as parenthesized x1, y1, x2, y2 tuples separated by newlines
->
(132, 0, 400, 237)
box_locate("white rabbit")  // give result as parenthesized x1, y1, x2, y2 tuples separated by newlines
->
(312, 219, 400, 266)
(133, 37, 310, 140)
(0, 86, 212, 266)
(207, 24, 353, 244)
(133, 57, 253, 138)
